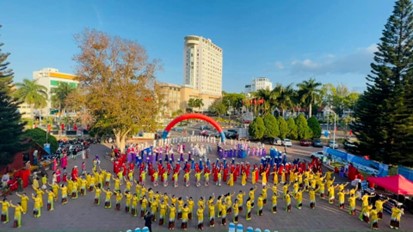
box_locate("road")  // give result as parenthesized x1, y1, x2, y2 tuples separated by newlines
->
(0, 141, 412, 232)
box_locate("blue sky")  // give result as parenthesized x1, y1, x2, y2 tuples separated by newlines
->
(1, 0, 395, 93)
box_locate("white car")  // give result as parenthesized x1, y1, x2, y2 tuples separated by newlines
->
(328, 140, 339, 149)
(311, 151, 327, 159)
(282, 139, 292, 147)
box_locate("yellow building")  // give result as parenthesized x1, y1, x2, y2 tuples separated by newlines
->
(158, 82, 221, 117)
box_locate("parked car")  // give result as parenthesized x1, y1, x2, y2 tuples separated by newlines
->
(282, 139, 292, 147)
(311, 151, 327, 159)
(224, 131, 238, 139)
(273, 137, 282, 146)
(328, 140, 339, 149)
(300, 139, 311, 146)
(199, 130, 212, 137)
(312, 138, 323, 147)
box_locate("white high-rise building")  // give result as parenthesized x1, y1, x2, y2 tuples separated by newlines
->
(244, 77, 273, 93)
(183, 35, 223, 96)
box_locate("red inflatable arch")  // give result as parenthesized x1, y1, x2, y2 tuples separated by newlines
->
(162, 113, 225, 142)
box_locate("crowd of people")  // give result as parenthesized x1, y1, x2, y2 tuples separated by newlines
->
(0, 141, 406, 231)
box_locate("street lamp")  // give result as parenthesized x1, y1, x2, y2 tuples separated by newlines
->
(327, 109, 337, 149)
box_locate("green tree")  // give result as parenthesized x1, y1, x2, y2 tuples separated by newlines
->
(253, 88, 272, 115)
(297, 78, 322, 117)
(72, 29, 163, 152)
(263, 114, 279, 139)
(14, 79, 48, 118)
(296, 114, 313, 139)
(188, 98, 204, 112)
(352, 0, 413, 165)
(248, 116, 265, 140)
(22, 128, 58, 154)
(223, 92, 245, 115)
(51, 82, 76, 116)
(307, 116, 322, 138)
(278, 116, 288, 139)
(287, 117, 298, 139)
(208, 98, 227, 116)
(0, 26, 26, 166)
(271, 83, 296, 117)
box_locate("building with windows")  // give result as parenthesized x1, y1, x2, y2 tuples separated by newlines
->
(244, 77, 273, 93)
(158, 82, 220, 117)
(33, 68, 78, 116)
(183, 35, 223, 97)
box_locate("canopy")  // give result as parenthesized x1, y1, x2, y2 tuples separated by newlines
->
(367, 174, 413, 195)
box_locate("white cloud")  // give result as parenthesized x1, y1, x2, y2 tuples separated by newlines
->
(275, 61, 284, 70)
(289, 44, 377, 75)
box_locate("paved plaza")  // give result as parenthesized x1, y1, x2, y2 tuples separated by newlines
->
(0, 143, 412, 232)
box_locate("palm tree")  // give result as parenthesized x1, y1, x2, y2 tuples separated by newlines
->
(253, 88, 272, 115)
(271, 83, 296, 117)
(297, 78, 322, 117)
(14, 79, 48, 118)
(187, 98, 204, 112)
(51, 82, 76, 116)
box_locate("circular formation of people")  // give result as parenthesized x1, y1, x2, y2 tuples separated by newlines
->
(0, 138, 406, 231)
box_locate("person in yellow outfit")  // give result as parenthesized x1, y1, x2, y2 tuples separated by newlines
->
(181, 204, 190, 230)
(204, 170, 210, 186)
(80, 178, 87, 196)
(241, 171, 247, 186)
(140, 170, 147, 186)
(282, 182, 290, 199)
(187, 197, 194, 220)
(220, 202, 227, 226)
(1, 197, 10, 223)
(370, 207, 378, 230)
(390, 204, 404, 230)
(271, 170, 278, 185)
(9, 201, 23, 228)
(197, 205, 204, 230)
(113, 176, 121, 192)
(71, 180, 78, 199)
(141, 196, 148, 217)
(261, 185, 268, 205)
(124, 178, 132, 192)
(153, 170, 159, 187)
(15, 193, 29, 214)
(131, 193, 139, 217)
(227, 172, 234, 187)
(348, 193, 357, 215)
(46, 189, 55, 211)
(163, 171, 168, 187)
(236, 190, 245, 212)
(248, 187, 257, 206)
(294, 189, 303, 209)
(260, 170, 267, 187)
(60, 184, 68, 205)
(232, 199, 239, 223)
(150, 198, 158, 222)
(177, 197, 184, 220)
(327, 184, 336, 204)
(195, 171, 201, 187)
(251, 168, 257, 185)
(225, 192, 234, 214)
(48, 182, 59, 201)
(32, 177, 39, 190)
(281, 170, 286, 184)
(124, 190, 132, 213)
(105, 172, 111, 187)
(35, 188, 45, 207)
(284, 190, 292, 212)
(102, 188, 113, 209)
(245, 197, 252, 221)
(94, 186, 101, 205)
(184, 171, 191, 187)
(168, 203, 176, 230)
(159, 200, 167, 225)
(271, 191, 278, 213)
(207, 195, 215, 227)
(257, 194, 264, 216)
(31, 194, 41, 218)
(374, 198, 388, 219)
(309, 187, 319, 209)
(361, 193, 375, 208)
(114, 190, 123, 211)
(337, 190, 347, 209)
(359, 204, 372, 223)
